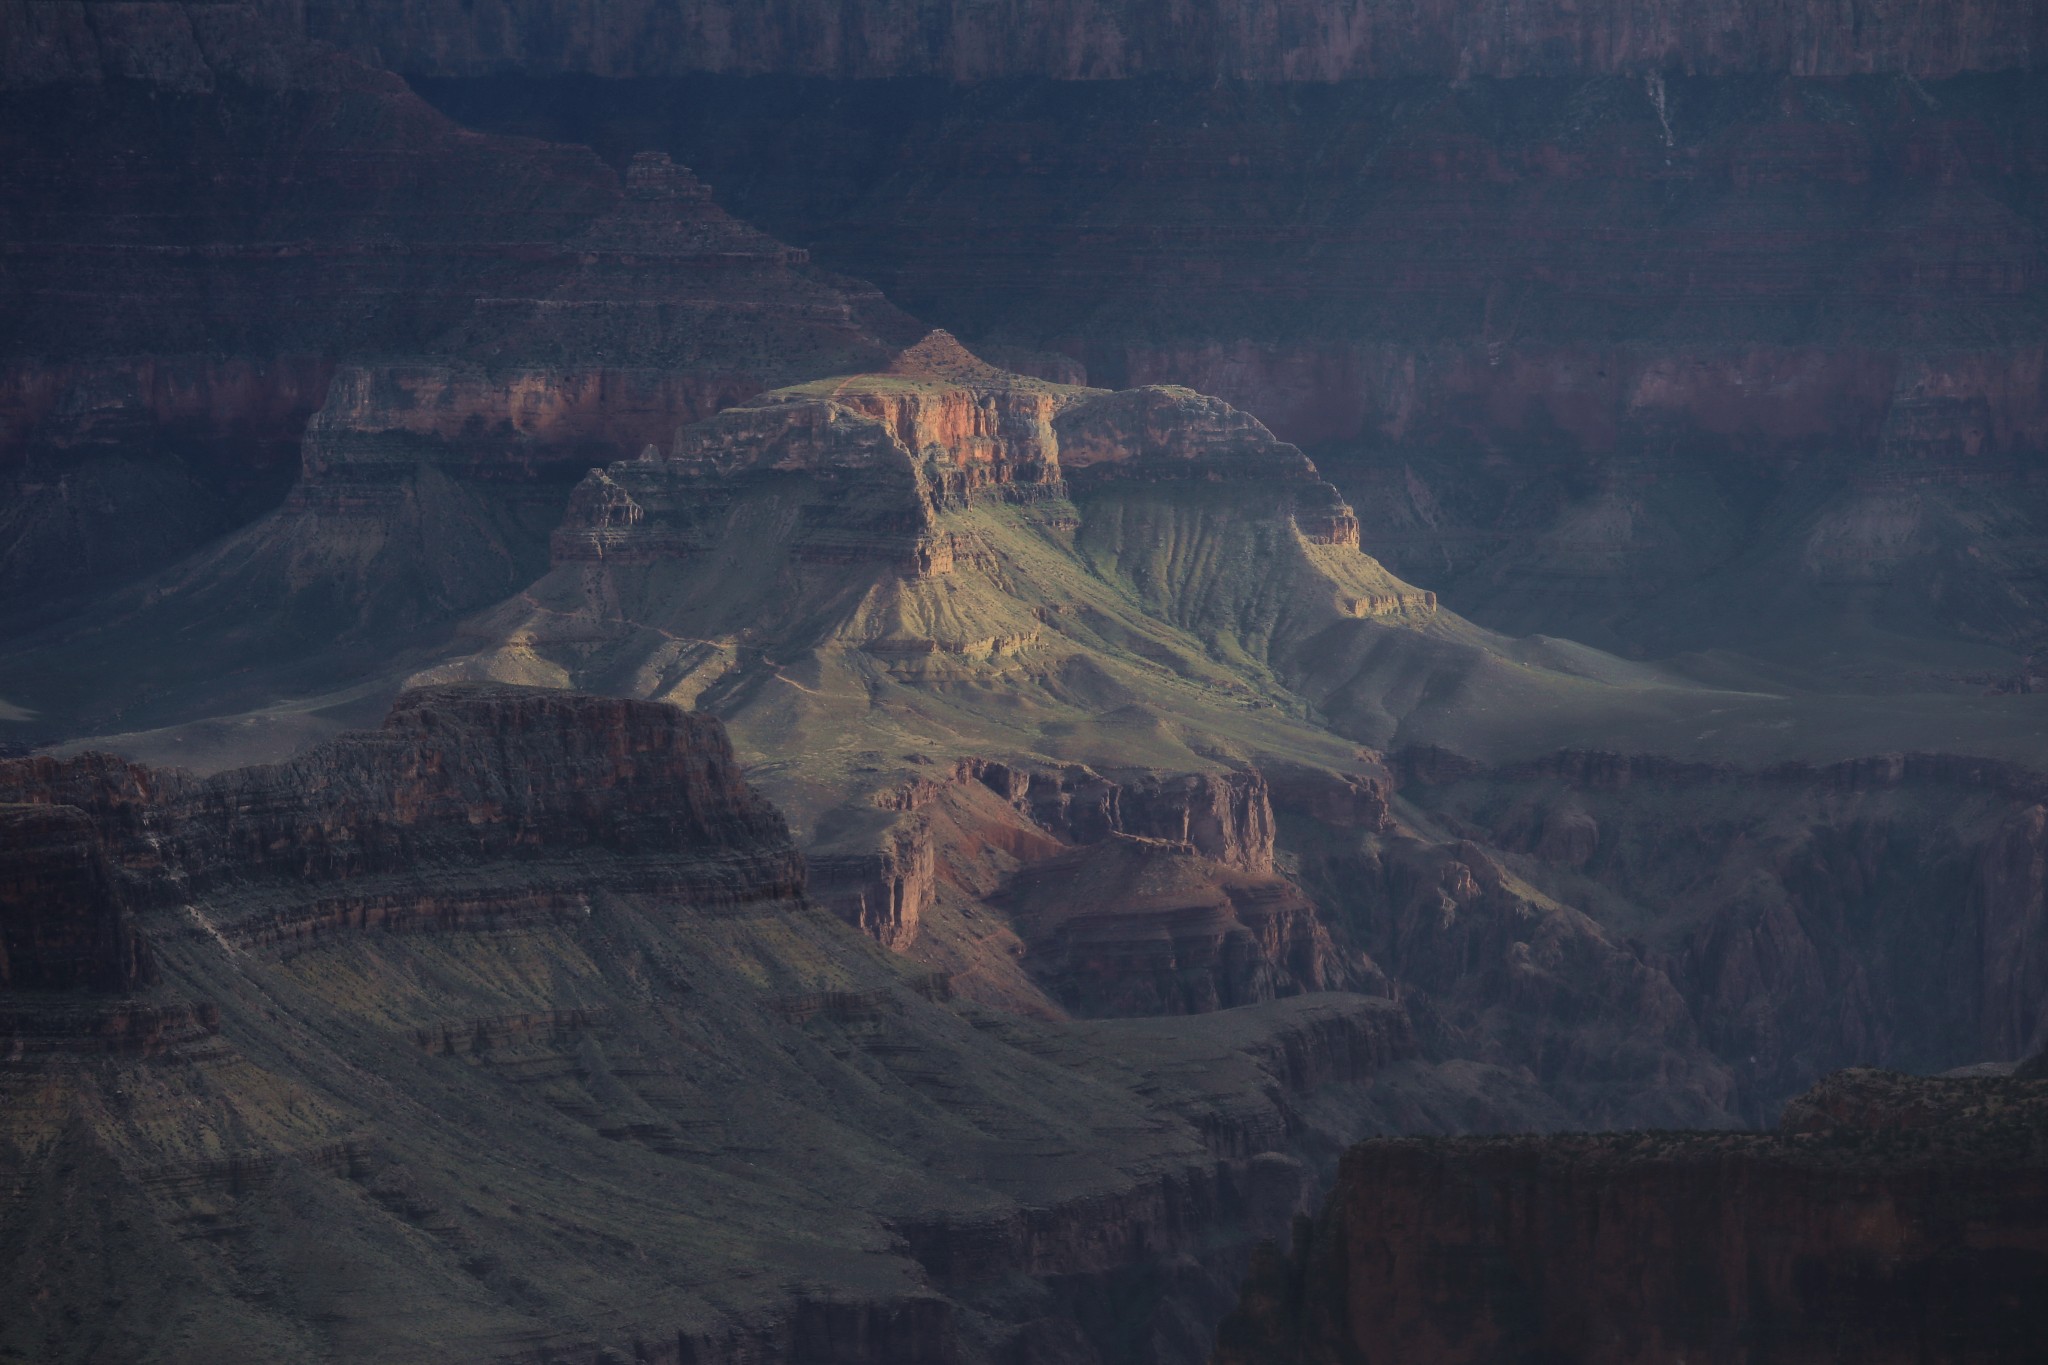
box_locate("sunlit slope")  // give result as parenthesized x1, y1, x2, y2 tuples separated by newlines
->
(421, 335, 1761, 824)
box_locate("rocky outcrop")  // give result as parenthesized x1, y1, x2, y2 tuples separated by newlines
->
(1264, 766, 1395, 835)
(995, 833, 1366, 1017)
(551, 343, 1077, 571)
(947, 760, 1282, 871)
(808, 821, 936, 952)
(1214, 1066, 2048, 1365)
(0, 803, 150, 991)
(293, 0, 2046, 79)
(552, 338, 1385, 575)
(820, 758, 1334, 1007)
(0, 685, 804, 945)
(1055, 386, 1362, 546)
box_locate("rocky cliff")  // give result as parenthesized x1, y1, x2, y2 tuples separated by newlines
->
(1213, 1064, 2048, 1365)
(290, 0, 2046, 79)
(0, 685, 802, 946)
(812, 755, 1371, 1018)
(0, 802, 150, 992)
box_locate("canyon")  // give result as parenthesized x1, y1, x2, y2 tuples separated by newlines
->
(4, 4, 2048, 1362)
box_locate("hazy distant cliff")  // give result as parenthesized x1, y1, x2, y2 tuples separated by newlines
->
(298, 0, 2045, 79)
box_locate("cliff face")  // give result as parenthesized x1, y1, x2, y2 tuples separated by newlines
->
(815, 758, 1360, 1014)
(995, 833, 1361, 1017)
(0, 685, 803, 944)
(1214, 1066, 2048, 1365)
(545, 337, 1423, 615)
(290, 0, 2046, 79)
(0, 803, 150, 992)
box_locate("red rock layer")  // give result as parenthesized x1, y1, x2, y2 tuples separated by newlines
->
(554, 345, 1371, 570)
(819, 757, 1359, 1013)
(995, 833, 1363, 1017)
(610, 75, 2046, 439)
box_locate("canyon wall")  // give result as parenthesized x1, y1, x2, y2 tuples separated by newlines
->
(0, 12, 911, 609)
(0, 802, 150, 991)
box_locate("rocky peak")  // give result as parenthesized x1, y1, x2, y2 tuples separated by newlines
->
(624, 150, 713, 203)
(573, 152, 799, 261)
(885, 330, 1016, 385)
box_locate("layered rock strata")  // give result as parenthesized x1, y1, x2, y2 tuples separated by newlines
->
(447, 343, 1446, 1025)
(1213, 1064, 2048, 1365)
(820, 757, 1364, 1016)
(546, 331, 1413, 590)
(0, 802, 150, 991)
(0, 685, 801, 946)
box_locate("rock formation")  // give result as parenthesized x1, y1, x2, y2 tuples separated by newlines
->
(420, 340, 1475, 1028)
(0, 685, 803, 946)
(1213, 1064, 2048, 1365)
(0, 802, 150, 992)
(434, 336, 1443, 818)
